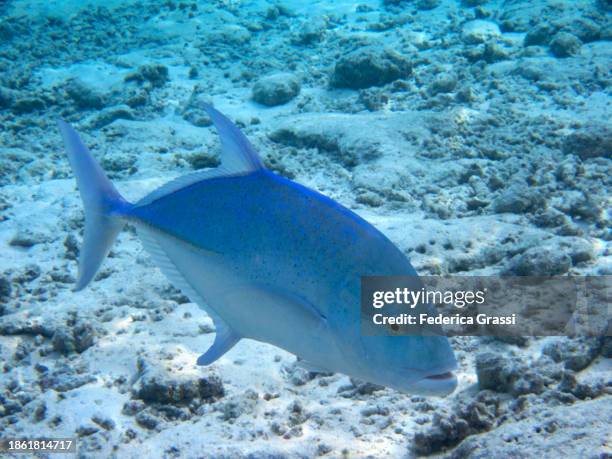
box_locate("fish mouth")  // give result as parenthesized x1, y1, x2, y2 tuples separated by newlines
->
(400, 363, 458, 396)
(424, 371, 455, 381)
(407, 369, 457, 396)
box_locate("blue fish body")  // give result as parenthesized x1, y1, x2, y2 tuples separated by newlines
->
(59, 105, 457, 396)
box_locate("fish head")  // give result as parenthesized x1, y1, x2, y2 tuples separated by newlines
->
(331, 277, 458, 396)
(355, 334, 458, 396)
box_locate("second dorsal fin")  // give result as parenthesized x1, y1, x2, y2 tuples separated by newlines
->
(203, 103, 265, 174)
(136, 104, 265, 207)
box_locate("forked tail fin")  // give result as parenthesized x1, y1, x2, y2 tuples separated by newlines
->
(57, 120, 130, 291)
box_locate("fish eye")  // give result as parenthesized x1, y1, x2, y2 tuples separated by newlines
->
(390, 323, 399, 332)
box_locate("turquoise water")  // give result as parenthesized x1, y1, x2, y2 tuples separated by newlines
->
(0, 0, 610, 458)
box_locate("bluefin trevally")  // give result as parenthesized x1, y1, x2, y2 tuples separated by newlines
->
(58, 105, 457, 396)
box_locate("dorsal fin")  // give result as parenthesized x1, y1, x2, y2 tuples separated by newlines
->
(136, 167, 236, 206)
(203, 103, 265, 174)
(137, 104, 265, 207)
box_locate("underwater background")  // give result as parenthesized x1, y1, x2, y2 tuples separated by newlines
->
(0, 0, 610, 457)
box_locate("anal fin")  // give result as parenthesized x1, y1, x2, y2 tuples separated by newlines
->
(197, 324, 240, 366)
(137, 224, 241, 366)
